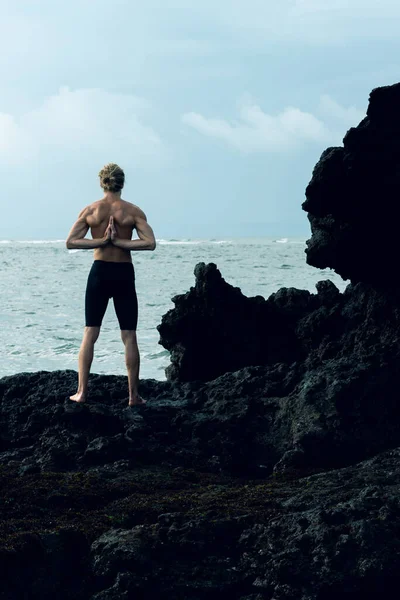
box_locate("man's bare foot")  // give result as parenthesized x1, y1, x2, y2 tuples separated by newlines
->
(69, 392, 86, 403)
(128, 396, 147, 407)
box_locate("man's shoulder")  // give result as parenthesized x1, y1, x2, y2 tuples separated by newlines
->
(121, 200, 145, 217)
(91, 198, 106, 209)
(77, 200, 103, 221)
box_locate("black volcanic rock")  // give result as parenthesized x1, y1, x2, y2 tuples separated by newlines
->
(92, 451, 400, 600)
(303, 82, 400, 286)
(158, 262, 317, 382)
(2, 443, 400, 599)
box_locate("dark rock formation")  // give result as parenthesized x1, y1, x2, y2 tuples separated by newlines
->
(90, 450, 400, 599)
(157, 265, 400, 471)
(303, 82, 400, 286)
(2, 431, 400, 599)
(157, 262, 313, 382)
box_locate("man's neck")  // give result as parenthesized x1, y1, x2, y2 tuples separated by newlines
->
(103, 192, 122, 202)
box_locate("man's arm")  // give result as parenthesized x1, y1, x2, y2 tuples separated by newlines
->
(112, 210, 156, 251)
(66, 208, 111, 249)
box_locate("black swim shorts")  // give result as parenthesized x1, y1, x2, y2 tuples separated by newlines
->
(85, 261, 138, 330)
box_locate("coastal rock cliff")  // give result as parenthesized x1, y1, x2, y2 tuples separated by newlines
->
(3, 82, 400, 599)
(303, 82, 400, 285)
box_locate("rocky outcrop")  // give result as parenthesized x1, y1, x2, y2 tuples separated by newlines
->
(303, 82, 400, 286)
(157, 262, 315, 382)
(157, 265, 400, 471)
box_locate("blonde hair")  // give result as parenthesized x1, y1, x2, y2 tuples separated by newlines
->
(99, 163, 125, 193)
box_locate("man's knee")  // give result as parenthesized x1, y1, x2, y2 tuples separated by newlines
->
(84, 326, 101, 344)
(121, 329, 137, 345)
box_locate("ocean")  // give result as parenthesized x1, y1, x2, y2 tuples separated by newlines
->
(0, 238, 348, 381)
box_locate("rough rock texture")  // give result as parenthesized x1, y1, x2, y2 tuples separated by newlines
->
(89, 450, 400, 599)
(158, 264, 400, 471)
(303, 82, 400, 285)
(1, 344, 400, 598)
(2, 432, 400, 599)
(158, 262, 313, 382)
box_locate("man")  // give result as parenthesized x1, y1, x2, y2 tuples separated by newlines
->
(66, 163, 156, 406)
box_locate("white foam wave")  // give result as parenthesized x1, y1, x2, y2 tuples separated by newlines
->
(0, 239, 66, 245)
(275, 238, 288, 243)
(17, 240, 65, 244)
(156, 239, 231, 245)
(1, 238, 233, 247)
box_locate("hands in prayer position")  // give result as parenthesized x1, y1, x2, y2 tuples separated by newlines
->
(66, 205, 155, 252)
(103, 216, 118, 246)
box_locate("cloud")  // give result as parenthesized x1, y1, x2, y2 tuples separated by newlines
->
(0, 87, 165, 167)
(177, 0, 400, 45)
(318, 95, 365, 126)
(181, 95, 365, 153)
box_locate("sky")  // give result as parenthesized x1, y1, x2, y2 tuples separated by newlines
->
(1, 0, 400, 239)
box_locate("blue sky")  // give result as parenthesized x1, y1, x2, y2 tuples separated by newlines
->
(1, 0, 399, 239)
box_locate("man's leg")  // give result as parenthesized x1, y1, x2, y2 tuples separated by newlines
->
(121, 330, 146, 406)
(70, 326, 100, 403)
(113, 264, 142, 406)
(72, 261, 109, 403)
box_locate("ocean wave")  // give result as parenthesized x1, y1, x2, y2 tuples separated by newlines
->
(275, 238, 288, 243)
(1, 238, 234, 247)
(156, 239, 232, 245)
(0, 240, 66, 245)
(143, 349, 170, 360)
(17, 240, 65, 244)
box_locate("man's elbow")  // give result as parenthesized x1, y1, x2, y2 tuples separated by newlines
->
(150, 240, 156, 251)
(66, 239, 74, 249)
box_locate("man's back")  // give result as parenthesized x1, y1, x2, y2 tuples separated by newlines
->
(86, 197, 139, 263)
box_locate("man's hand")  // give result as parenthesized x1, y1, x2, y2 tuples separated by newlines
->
(110, 216, 117, 242)
(103, 221, 112, 246)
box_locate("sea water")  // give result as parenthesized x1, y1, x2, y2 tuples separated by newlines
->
(0, 238, 348, 380)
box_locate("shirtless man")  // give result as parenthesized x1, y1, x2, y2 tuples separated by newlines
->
(66, 163, 156, 406)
